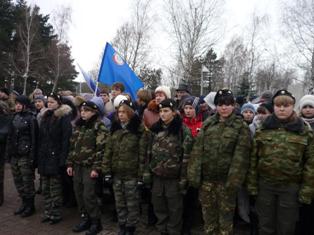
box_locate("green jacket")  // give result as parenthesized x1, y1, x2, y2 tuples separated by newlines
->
(247, 114, 314, 204)
(147, 115, 193, 180)
(67, 117, 109, 172)
(102, 115, 146, 179)
(188, 113, 251, 191)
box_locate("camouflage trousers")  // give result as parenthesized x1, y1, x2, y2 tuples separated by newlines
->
(199, 181, 236, 235)
(256, 180, 300, 235)
(10, 156, 35, 200)
(73, 164, 100, 219)
(42, 175, 63, 220)
(113, 177, 139, 227)
(152, 176, 183, 235)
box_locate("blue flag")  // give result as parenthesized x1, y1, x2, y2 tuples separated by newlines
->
(77, 64, 100, 95)
(97, 43, 144, 100)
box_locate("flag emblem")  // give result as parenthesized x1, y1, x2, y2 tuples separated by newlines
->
(113, 53, 124, 66)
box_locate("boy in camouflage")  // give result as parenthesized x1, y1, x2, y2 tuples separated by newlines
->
(188, 89, 251, 235)
(247, 90, 314, 235)
(67, 100, 109, 235)
(102, 100, 146, 235)
(145, 99, 193, 235)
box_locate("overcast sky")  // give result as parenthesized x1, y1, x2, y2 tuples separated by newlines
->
(28, 0, 283, 82)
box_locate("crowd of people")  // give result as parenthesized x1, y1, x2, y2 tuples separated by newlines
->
(0, 83, 313, 235)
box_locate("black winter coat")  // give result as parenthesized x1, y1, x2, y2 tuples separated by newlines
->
(37, 105, 72, 176)
(6, 110, 38, 160)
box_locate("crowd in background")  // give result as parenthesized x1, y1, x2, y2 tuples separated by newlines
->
(0, 83, 314, 235)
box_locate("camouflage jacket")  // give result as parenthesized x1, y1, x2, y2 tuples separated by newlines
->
(188, 113, 251, 190)
(102, 114, 147, 179)
(247, 114, 314, 204)
(147, 115, 193, 180)
(67, 116, 109, 172)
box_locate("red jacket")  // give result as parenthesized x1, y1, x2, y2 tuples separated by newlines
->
(183, 114, 202, 138)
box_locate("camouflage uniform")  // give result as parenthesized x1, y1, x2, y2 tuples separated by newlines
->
(188, 113, 251, 235)
(67, 117, 109, 221)
(6, 110, 37, 210)
(247, 114, 314, 235)
(146, 115, 193, 235)
(102, 115, 146, 230)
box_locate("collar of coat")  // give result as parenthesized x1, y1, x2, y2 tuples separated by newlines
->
(75, 114, 99, 128)
(42, 104, 72, 119)
(110, 113, 141, 135)
(150, 114, 182, 136)
(262, 112, 305, 133)
(204, 112, 241, 128)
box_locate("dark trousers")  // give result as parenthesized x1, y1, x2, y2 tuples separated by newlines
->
(256, 180, 300, 235)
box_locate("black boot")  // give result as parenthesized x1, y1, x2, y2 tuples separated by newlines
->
(14, 197, 26, 215)
(125, 226, 136, 235)
(118, 224, 126, 235)
(72, 214, 91, 233)
(20, 198, 35, 217)
(85, 219, 102, 235)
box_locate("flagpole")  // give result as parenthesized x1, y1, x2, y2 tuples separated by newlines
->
(94, 81, 99, 96)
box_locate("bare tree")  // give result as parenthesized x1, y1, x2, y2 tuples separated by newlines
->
(282, 0, 314, 90)
(164, 0, 223, 85)
(50, 5, 72, 92)
(111, 0, 152, 72)
(222, 36, 249, 91)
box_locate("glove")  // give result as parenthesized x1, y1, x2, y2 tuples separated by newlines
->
(104, 175, 112, 185)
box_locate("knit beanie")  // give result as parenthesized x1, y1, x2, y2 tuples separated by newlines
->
(155, 85, 171, 99)
(299, 95, 314, 110)
(241, 103, 256, 114)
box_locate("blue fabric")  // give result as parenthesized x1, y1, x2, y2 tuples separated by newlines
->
(97, 43, 144, 100)
(78, 64, 100, 95)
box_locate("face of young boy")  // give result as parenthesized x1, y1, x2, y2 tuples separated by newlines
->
(118, 106, 130, 124)
(81, 108, 96, 121)
(159, 107, 176, 125)
(184, 105, 196, 118)
(242, 110, 255, 122)
(216, 104, 234, 120)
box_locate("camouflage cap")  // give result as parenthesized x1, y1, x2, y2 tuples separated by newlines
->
(272, 89, 295, 104)
(158, 99, 177, 110)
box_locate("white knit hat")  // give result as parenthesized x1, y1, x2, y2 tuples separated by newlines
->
(299, 94, 314, 110)
(204, 92, 217, 110)
(155, 85, 171, 99)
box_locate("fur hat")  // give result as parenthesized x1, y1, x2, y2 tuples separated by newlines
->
(113, 94, 128, 108)
(119, 99, 135, 111)
(214, 89, 234, 106)
(299, 94, 314, 110)
(158, 99, 177, 111)
(81, 101, 99, 113)
(241, 103, 256, 114)
(155, 85, 171, 99)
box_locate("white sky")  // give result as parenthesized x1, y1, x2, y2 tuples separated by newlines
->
(28, 0, 285, 83)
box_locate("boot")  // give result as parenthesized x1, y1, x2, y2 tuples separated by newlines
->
(85, 219, 102, 235)
(125, 226, 136, 235)
(20, 198, 35, 217)
(14, 197, 26, 215)
(72, 213, 91, 233)
(118, 224, 126, 235)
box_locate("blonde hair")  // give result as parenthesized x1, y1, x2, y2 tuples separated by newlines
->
(118, 104, 134, 120)
(273, 96, 295, 106)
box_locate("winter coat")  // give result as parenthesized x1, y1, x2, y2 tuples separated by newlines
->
(247, 113, 314, 204)
(148, 115, 193, 180)
(183, 114, 203, 138)
(6, 110, 38, 161)
(102, 114, 147, 179)
(37, 105, 72, 176)
(0, 113, 12, 145)
(67, 115, 109, 171)
(188, 112, 251, 191)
